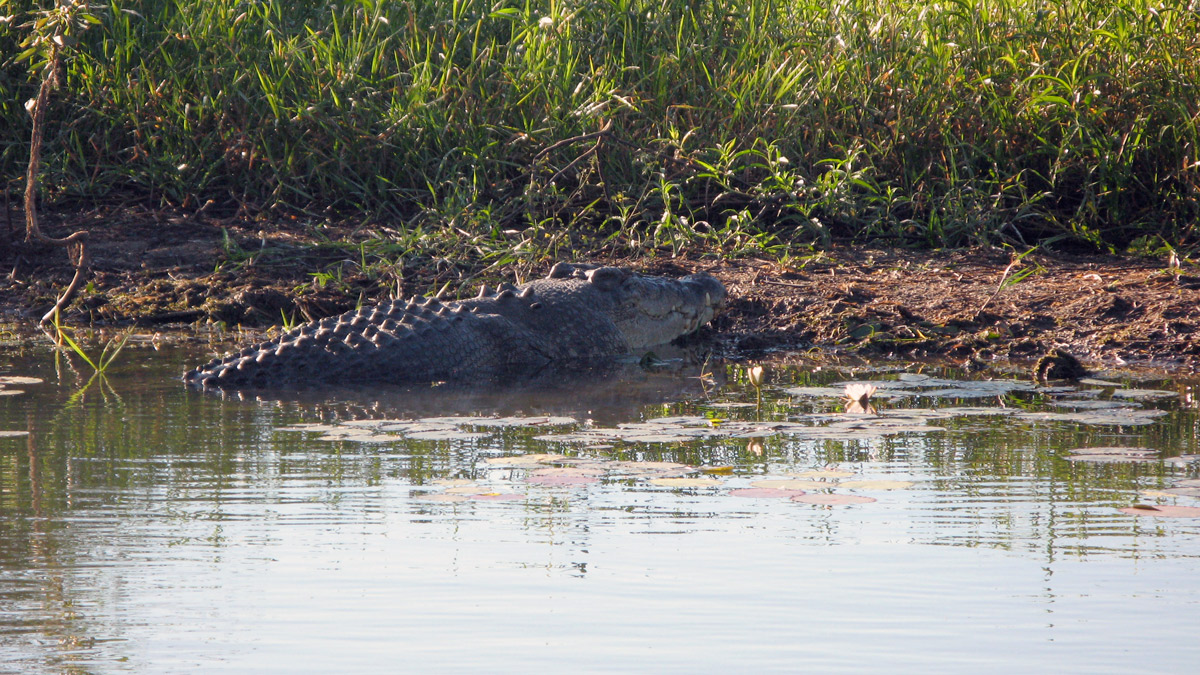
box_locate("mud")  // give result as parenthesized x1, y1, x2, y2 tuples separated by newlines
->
(2, 207, 1197, 373)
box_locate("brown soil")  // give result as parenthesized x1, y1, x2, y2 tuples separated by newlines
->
(3, 207, 1198, 373)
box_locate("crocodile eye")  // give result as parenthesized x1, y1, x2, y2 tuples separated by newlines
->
(585, 266, 629, 291)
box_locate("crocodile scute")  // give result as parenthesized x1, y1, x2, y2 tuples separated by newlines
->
(183, 263, 725, 388)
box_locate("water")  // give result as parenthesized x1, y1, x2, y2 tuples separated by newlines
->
(2, 341, 1199, 673)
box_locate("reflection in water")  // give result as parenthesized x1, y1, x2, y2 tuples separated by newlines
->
(1, 343, 1199, 672)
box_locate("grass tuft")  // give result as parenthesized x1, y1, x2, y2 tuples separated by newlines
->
(1, 0, 1197, 252)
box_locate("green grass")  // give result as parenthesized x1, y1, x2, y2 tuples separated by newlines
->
(49, 312, 131, 374)
(3, 0, 1198, 253)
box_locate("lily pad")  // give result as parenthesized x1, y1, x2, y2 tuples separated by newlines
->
(412, 493, 470, 503)
(1068, 446, 1157, 456)
(483, 453, 569, 466)
(0, 376, 42, 385)
(791, 493, 877, 505)
(336, 432, 403, 443)
(609, 461, 696, 478)
(751, 479, 833, 490)
(468, 493, 526, 501)
(834, 375, 1035, 398)
(469, 416, 577, 428)
(1066, 447, 1158, 463)
(647, 477, 722, 488)
(444, 485, 493, 494)
(1048, 399, 1137, 410)
(788, 385, 910, 399)
(1014, 409, 1168, 426)
(528, 467, 605, 478)
(276, 423, 345, 433)
(1163, 487, 1200, 498)
(1119, 504, 1200, 518)
(1077, 378, 1123, 387)
(785, 386, 860, 398)
(615, 433, 697, 443)
(527, 475, 599, 486)
(729, 488, 807, 498)
(405, 429, 489, 441)
(838, 480, 914, 490)
(1110, 388, 1176, 400)
(790, 469, 856, 479)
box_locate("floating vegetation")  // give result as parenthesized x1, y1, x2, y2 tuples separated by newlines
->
(0, 376, 43, 385)
(270, 368, 1192, 520)
(1012, 409, 1169, 426)
(0, 375, 42, 398)
(1110, 389, 1177, 400)
(791, 494, 878, 506)
(1066, 447, 1160, 463)
(791, 469, 856, 479)
(750, 479, 834, 491)
(647, 477, 723, 488)
(1048, 400, 1136, 410)
(730, 488, 808, 499)
(411, 493, 470, 503)
(527, 467, 603, 486)
(1119, 505, 1200, 518)
(785, 386, 909, 400)
(528, 474, 599, 487)
(837, 373, 1037, 398)
(838, 480, 915, 491)
(1163, 488, 1200, 498)
(468, 493, 526, 502)
(483, 453, 570, 467)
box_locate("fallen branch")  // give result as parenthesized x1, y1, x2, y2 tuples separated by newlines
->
(19, 11, 92, 326)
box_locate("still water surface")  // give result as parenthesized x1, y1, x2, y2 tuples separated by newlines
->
(2, 341, 1199, 673)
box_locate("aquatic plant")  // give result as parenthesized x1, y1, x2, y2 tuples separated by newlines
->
(49, 313, 131, 374)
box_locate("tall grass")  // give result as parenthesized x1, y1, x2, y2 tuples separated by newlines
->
(2, 0, 1197, 252)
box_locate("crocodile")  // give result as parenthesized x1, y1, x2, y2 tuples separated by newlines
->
(184, 263, 725, 388)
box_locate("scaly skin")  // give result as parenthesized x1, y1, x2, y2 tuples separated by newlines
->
(184, 263, 725, 388)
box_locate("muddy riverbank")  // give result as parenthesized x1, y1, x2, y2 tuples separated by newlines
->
(3, 208, 1197, 373)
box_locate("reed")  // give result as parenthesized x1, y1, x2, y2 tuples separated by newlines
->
(2, 0, 1196, 253)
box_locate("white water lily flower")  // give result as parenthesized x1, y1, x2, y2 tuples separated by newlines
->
(844, 383, 877, 414)
(748, 365, 764, 388)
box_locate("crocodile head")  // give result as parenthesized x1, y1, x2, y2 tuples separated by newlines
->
(546, 264, 726, 350)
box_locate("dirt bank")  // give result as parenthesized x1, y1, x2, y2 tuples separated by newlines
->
(3, 207, 1198, 373)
